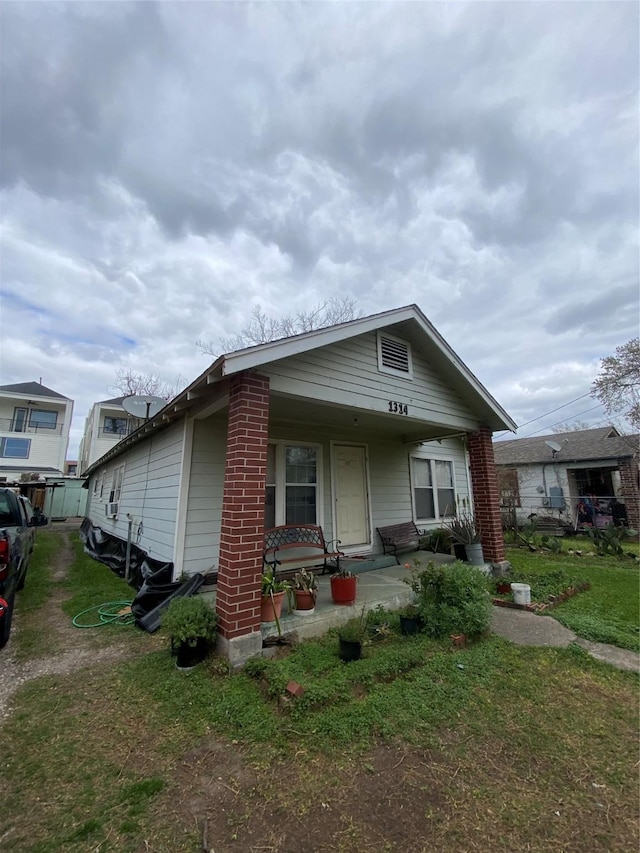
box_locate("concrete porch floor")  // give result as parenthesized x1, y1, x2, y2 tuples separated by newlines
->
(200, 551, 459, 644)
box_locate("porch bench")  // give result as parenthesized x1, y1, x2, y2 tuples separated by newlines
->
(263, 524, 344, 575)
(376, 521, 425, 564)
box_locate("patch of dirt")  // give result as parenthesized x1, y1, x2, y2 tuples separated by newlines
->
(0, 531, 140, 721)
(154, 733, 639, 853)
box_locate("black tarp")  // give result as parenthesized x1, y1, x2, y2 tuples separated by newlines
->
(80, 517, 174, 589)
(79, 518, 209, 632)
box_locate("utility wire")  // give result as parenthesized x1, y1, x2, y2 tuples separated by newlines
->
(518, 403, 606, 438)
(494, 390, 593, 437)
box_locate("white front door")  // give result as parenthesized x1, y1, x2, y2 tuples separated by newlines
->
(334, 444, 370, 548)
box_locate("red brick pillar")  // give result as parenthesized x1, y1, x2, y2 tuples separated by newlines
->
(618, 457, 640, 531)
(467, 427, 505, 563)
(216, 372, 269, 648)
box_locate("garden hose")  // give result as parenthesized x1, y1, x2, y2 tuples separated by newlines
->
(72, 600, 135, 629)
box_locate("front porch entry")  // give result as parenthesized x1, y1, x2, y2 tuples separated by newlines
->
(332, 443, 371, 550)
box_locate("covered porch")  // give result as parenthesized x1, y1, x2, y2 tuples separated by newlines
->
(201, 551, 459, 646)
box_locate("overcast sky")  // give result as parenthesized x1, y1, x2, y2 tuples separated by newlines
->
(1, 1, 638, 458)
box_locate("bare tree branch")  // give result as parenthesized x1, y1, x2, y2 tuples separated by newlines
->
(197, 297, 362, 357)
(108, 369, 186, 402)
(591, 338, 640, 431)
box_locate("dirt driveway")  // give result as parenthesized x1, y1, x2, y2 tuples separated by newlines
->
(1, 530, 140, 721)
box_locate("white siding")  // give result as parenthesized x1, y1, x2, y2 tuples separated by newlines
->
(178, 414, 472, 576)
(368, 436, 470, 547)
(262, 331, 480, 431)
(180, 417, 227, 577)
(86, 421, 185, 564)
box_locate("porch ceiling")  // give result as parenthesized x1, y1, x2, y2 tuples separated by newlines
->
(267, 394, 468, 443)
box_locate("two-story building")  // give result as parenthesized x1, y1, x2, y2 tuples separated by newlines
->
(0, 382, 74, 482)
(78, 397, 138, 476)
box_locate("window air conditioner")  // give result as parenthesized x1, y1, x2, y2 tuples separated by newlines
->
(105, 502, 119, 519)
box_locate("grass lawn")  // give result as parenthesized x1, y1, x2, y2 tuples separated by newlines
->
(505, 542, 640, 651)
(2, 532, 638, 852)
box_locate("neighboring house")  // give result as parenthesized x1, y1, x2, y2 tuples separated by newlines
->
(78, 397, 138, 475)
(83, 304, 516, 663)
(0, 382, 73, 481)
(494, 427, 640, 531)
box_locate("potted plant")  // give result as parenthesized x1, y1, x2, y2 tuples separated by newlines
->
(398, 603, 423, 636)
(162, 595, 218, 670)
(291, 568, 318, 615)
(330, 567, 357, 605)
(444, 511, 484, 565)
(338, 608, 368, 662)
(494, 578, 512, 595)
(261, 570, 290, 633)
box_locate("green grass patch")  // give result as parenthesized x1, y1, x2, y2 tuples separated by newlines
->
(16, 532, 63, 614)
(62, 533, 136, 618)
(13, 532, 65, 659)
(506, 546, 640, 651)
(3, 629, 638, 852)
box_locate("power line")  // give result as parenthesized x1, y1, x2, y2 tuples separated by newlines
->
(519, 402, 607, 438)
(494, 390, 593, 437)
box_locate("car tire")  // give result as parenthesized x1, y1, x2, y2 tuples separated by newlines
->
(0, 593, 14, 649)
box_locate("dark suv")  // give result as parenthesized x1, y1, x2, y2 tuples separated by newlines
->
(0, 488, 47, 648)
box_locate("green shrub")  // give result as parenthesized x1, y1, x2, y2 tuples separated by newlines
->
(411, 562, 492, 639)
(162, 596, 218, 646)
(422, 528, 452, 553)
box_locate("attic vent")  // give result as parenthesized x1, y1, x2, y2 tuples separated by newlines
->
(377, 332, 413, 379)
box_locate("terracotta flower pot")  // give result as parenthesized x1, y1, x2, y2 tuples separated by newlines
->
(330, 575, 357, 605)
(260, 590, 286, 623)
(293, 589, 316, 615)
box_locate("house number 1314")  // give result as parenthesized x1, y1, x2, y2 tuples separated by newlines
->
(388, 401, 408, 415)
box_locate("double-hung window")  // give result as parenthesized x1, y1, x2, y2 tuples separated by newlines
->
(265, 443, 320, 527)
(109, 465, 125, 503)
(410, 457, 456, 522)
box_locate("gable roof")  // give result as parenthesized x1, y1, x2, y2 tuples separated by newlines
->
(0, 381, 69, 400)
(97, 396, 127, 405)
(494, 427, 639, 466)
(85, 304, 516, 475)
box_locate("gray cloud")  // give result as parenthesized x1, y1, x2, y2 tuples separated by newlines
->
(0, 1, 638, 453)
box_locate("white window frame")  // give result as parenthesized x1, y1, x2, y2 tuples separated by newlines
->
(410, 456, 457, 523)
(93, 472, 102, 496)
(266, 441, 323, 528)
(377, 331, 413, 380)
(109, 464, 125, 503)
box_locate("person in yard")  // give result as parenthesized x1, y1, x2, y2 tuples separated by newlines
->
(577, 498, 594, 526)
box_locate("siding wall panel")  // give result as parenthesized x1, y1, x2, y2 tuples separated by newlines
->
(85, 421, 185, 564)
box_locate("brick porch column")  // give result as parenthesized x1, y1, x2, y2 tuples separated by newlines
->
(216, 372, 269, 664)
(467, 426, 505, 563)
(618, 457, 640, 531)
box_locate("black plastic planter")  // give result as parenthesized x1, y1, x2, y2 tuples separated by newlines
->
(175, 638, 209, 670)
(399, 614, 423, 636)
(339, 637, 362, 662)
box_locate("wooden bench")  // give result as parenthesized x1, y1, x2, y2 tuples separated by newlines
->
(376, 521, 425, 564)
(263, 524, 344, 575)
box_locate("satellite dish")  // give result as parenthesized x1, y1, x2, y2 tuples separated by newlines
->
(122, 395, 165, 420)
(545, 440, 562, 454)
